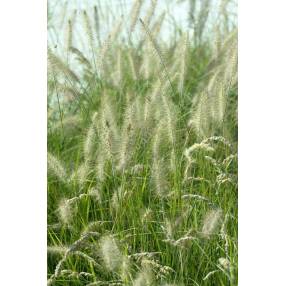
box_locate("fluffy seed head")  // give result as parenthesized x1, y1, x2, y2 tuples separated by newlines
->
(218, 257, 231, 271)
(133, 266, 153, 286)
(99, 235, 122, 271)
(111, 187, 127, 211)
(58, 198, 75, 225)
(84, 111, 98, 163)
(48, 153, 67, 183)
(201, 209, 223, 238)
(129, 0, 143, 33)
(88, 188, 102, 203)
(184, 143, 215, 158)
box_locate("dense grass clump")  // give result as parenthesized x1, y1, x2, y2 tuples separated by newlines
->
(48, 0, 237, 285)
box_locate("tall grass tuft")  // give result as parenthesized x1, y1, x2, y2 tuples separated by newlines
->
(48, 1, 237, 285)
